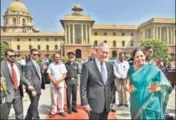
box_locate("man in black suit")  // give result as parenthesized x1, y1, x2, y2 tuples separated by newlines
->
(0, 49, 34, 119)
(80, 43, 116, 120)
(24, 48, 45, 119)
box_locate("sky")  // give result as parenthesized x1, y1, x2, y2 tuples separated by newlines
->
(1, 0, 175, 32)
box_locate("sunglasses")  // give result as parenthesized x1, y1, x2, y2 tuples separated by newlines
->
(33, 54, 39, 56)
(8, 55, 16, 58)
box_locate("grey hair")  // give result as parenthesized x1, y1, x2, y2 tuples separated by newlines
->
(96, 42, 109, 49)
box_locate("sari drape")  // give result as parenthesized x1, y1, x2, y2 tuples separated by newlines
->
(128, 63, 172, 119)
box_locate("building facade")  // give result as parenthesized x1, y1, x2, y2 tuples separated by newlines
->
(1, 0, 175, 58)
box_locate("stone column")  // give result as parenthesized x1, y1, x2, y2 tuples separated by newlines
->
(73, 24, 75, 44)
(68, 24, 70, 44)
(166, 27, 169, 44)
(173, 27, 175, 45)
(65, 24, 68, 44)
(160, 26, 162, 40)
(81, 24, 84, 44)
(85, 24, 88, 44)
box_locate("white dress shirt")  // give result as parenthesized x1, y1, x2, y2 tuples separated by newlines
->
(113, 60, 130, 79)
(95, 58, 108, 82)
(7, 61, 20, 87)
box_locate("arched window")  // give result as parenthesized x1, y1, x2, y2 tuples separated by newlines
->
(130, 40, 134, 47)
(122, 40, 125, 47)
(75, 49, 81, 58)
(12, 18, 17, 25)
(94, 32, 98, 35)
(94, 40, 98, 47)
(104, 40, 107, 43)
(22, 18, 26, 26)
(38, 45, 40, 50)
(113, 40, 116, 47)
(46, 45, 49, 51)
(104, 32, 107, 36)
(112, 51, 117, 58)
(55, 45, 58, 50)
(6, 18, 8, 25)
(113, 32, 116, 36)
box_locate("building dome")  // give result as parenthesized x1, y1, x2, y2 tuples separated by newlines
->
(7, 0, 28, 13)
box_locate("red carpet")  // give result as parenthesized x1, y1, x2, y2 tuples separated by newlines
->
(45, 87, 117, 119)
(46, 104, 117, 119)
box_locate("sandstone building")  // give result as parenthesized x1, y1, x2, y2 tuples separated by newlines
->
(1, 0, 175, 58)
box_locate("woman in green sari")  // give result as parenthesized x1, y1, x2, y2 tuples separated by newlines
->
(126, 48, 172, 119)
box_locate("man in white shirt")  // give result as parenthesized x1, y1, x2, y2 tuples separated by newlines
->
(114, 52, 130, 107)
(47, 53, 67, 117)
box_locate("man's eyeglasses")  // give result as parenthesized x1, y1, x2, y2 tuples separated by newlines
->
(69, 57, 74, 58)
(8, 55, 16, 58)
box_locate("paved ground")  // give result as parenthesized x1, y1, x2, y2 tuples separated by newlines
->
(9, 85, 175, 119)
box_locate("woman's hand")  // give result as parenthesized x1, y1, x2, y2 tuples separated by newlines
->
(148, 82, 161, 92)
(126, 85, 135, 93)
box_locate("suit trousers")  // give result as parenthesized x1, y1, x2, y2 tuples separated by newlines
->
(50, 87, 64, 114)
(89, 106, 109, 120)
(3, 89, 23, 120)
(25, 93, 40, 119)
(66, 84, 77, 111)
(117, 79, 127, 104)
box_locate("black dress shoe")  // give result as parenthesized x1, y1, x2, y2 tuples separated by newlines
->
(59, 112, 66, 117)
(50, 114, 56, 118)
(111, 109, 116, 112)
(68, 110, 72, 114)
(72, 109, 78, 113)
(124, 104, 129, 107)
(118, 104, 124, 107)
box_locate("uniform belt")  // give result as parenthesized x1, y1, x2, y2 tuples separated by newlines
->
(68, 77, 77, 80)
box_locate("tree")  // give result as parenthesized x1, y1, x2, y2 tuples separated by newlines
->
(140, 39, 169, 60)
(0, 41, 8, 60)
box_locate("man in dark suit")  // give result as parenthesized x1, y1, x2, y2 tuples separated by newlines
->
(24, 48, 45, 119)
(80, 43, 116, 120)
(0, 49, 34, 119)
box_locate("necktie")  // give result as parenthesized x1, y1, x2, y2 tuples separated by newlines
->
(36, 63, 41, 79)
(101, 62, 106, 83)
(11, 63, 18, 88)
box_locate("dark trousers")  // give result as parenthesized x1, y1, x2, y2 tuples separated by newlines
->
(66, 84, 77, 111)
(25, 93, 40, 119)
(0, 102, 9, 119)
(89, 108, 109, 120)
(1, 89, 23, 120)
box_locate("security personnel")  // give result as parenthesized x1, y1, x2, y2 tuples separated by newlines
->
(65, 52, 79, 114)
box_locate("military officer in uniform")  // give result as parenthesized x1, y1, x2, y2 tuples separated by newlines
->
(65, 52, 79, 114)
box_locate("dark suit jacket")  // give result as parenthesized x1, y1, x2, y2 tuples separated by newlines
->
(1, 60, 31, 103)
(80, 59, 115, 113)
(24, 60, 45, 95)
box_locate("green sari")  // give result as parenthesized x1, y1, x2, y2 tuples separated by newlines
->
(128, 63, 172, 119)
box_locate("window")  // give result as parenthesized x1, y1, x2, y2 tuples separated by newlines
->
(17, 38, 20, 41)
(38, 45, 40, 50)
(113, 32, 116, 36)
(29, 45, 32, 50)
(104, 40, 107, 43)
(29, 39, 31, 41)
(122, 40, 125, 47)
(12, 18, 17, 26)
(46, 45, 49, 50)
(94, 32, 98, 35)
(112, 51, 117, 58)
(55, 45, 58, 50)
(55, 38, 58, 41)
(130, 40, 134, 47)
(46, 38, 49, 41)
(131, 33, 133, 36)
(113, 40, 116, 47)
(17, 45, 20, 50)
(122, 33, 125, 36)
(22, 18, 26, 26)
(104, 32, 107, 36)
(94, 40, 98, 47)
(37, 38, 40, 41)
